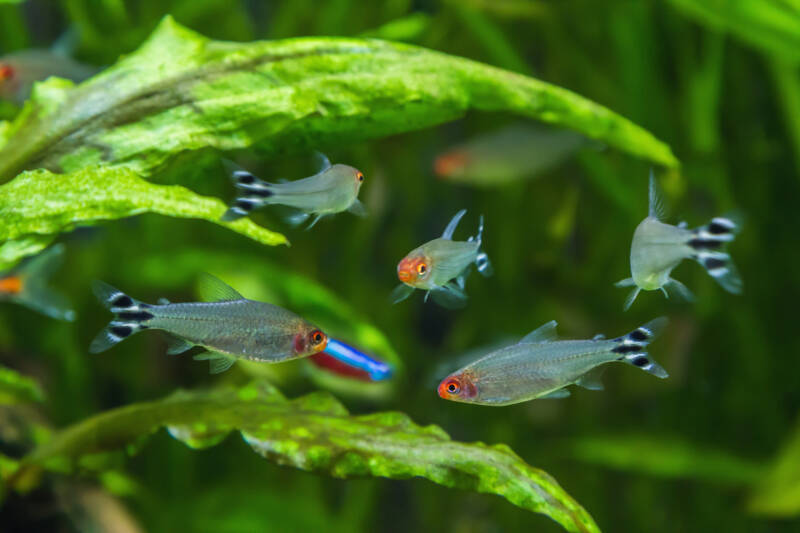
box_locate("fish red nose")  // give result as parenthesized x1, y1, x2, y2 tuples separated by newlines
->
(397, 257, 415, 283)
(398, 269, 412, 283)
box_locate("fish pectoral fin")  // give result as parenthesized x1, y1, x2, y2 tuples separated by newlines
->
(429, 283, 467, 309)
(164, 334, 194, 355)
(622, 287, 641, 311)
(197, 273, 244, 302)
(347, 199, 368, 217)
(390, 284, 414, 304)
(576, 368, 605, 391)
(193, 352, 236, 374)
(304, 214, 326, 230)
(157, 297, 171, 305)
(540, 388, 571, 399)
(614, 277, 636, 288)
(519, 320, 558, 344)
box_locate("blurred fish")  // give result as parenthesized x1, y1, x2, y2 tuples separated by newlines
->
(433, 123, 585, 186)
(0, 244, 75, 321)
(615, 173, 742, 310)
(89, 274, 327, 373)
(311, 338, 392, 381)
(392, 209, 492, 308)
(220, 154, 366, 228)
(438, 318, 668, 406)
(0, 49, 96, 104)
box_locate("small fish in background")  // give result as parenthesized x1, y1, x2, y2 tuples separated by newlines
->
(438, 318, 668, 406)
(0, 49, 96, 105)
(615, 173, 742, 310)
(310, 338, 393, 381)
(220, 153, 366, 228)
(392, 209, 492, 308)
(0, 244, 75, 321)
(89, 274, 328, 373)
(433, 123, 585, 187)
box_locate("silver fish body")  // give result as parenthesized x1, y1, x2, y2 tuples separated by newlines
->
(616, 173, 742, 310)
(89, 276, 327, 372)
(0, 49, 96, 104)
(142, 300, 314, 362)
(221, 158, 365, 225)
(393, 209, 492, 308)
(438, 318, 668, 406)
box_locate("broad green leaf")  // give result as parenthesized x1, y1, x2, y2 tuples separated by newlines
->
(0, 166, 286, 271)
(0, 15, 676, 183)
(567, 434, 765, 486)
(749, 420, 800, 516)
(0, 365, 44, 405)
(16, 381, 600, 533)
(667, 0, 800, 62)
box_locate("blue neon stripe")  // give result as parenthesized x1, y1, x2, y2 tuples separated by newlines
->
(324, 338, 393, 381)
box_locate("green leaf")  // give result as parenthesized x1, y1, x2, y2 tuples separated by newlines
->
(0, 15, 676, 183)
(667, 0, 800, 62)
(749, 420, 800, 516)
(0, 365, 44, 405)
(16, 381, 600, 533)
(0, 166, 287, 270)
(567, 433, 765, 486)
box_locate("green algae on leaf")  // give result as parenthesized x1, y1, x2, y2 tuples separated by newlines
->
(16, 381, 599, 533)
(0, 16, 676, 183)
(749, 420, 800, 517)
(0, 166, 286, 270)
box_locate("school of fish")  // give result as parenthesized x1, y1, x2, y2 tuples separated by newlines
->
(0, 75, 743, 401)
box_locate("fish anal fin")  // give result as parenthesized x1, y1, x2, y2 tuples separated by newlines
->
(193, 351, 236, 374)
(576, 367, 605, 390)
(519, 320, 558, 344)
(197, 273, 244, 302)
(164, 334, 194, 355)
(540, 388, 571, 399)
(429, 283, 467, 309)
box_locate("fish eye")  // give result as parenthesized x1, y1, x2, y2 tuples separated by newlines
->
(416, 263, 427, 275)
(356, 171, 364, 182)
(446, 380, 460, 394)
(310, 330, 324, 345)
(0, 64, 13, 81)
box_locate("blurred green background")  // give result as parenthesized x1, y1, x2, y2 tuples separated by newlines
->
(1, 0, 799, 532)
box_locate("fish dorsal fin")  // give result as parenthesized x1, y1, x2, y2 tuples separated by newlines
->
(441, 209, 467, 239)
(648, 170, 667, 220)
(197, 273, 244, 302)
(519, 320, 559, 344)
(313, 151, 332, 172)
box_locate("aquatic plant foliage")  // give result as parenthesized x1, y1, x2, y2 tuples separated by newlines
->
(14, 380, 600, 533)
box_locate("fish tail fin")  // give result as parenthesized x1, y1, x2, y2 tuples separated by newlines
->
(89, 281, 154, 353)
(612, 317, 669, 378)
(688, 215, 742, 294)
(12, 244, 75, 321)
(220, 161, 275, 221)
(469, 215, 493, 277)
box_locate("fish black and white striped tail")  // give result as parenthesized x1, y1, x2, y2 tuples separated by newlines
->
(687, 216, 742, 294)
(89, 281, 154, 353)
(612, 317, 669, 378)
(220, 162, 275, 222)
(468, 215, 493, 277)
